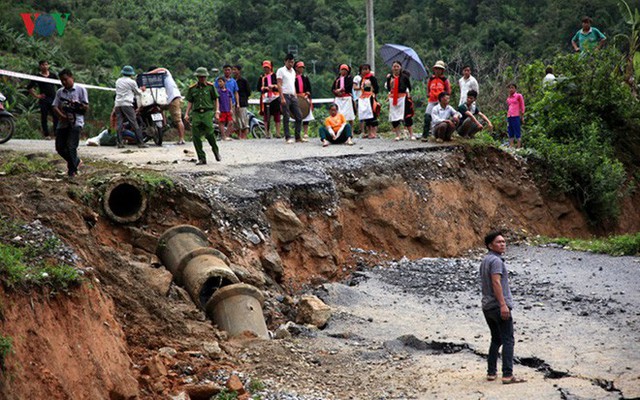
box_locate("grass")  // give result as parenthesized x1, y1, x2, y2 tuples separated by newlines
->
(0, 154, 57, 176)
(213, 389, 238, 400)
(533, 233, 640, 256)
(0, 334, 12, 370)
(0, 215, 81, 290)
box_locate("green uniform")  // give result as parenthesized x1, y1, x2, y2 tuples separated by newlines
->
(186, 81, 219, 162)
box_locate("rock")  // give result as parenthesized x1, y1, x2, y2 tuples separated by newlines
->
(169, 392, 190, 400)
(300, 233, 331, 258)
(274, 325, 293, 339)
(243, 229, 262, 245)
(142, 355, 167, 378)
(158, 347, 178, 357)
(183, 383, 222, 400)
(296, 295, 332, 328)
(260, 248, 284, 281)
(176, 196, 211, 219)
(131, 262, 173, 296)
(127, 226, 158, 253)
(225, 374, 247, 395)
(266, 202, 304, 243)
(202, 341, 222, 358)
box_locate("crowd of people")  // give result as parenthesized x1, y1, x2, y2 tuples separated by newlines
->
(26, 16, 605, 174)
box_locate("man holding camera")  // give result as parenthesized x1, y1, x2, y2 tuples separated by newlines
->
(52, 69, 88, 178)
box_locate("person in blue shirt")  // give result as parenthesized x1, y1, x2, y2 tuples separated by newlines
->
(571, 16, 606, 53)
(215, 64, 239, 138)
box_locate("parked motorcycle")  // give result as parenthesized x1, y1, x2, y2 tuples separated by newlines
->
(138, 103, 165, 146)
(0, 92, 15, 144)
(212, 110, 265, 139)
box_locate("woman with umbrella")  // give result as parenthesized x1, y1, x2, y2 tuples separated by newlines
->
(331, 64, 356, 126)
(385, 61, 415, 141)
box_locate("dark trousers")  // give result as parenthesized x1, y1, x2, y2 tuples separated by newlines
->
(55, 125, 81, 176)
(319, 125, 352, 144)
(39, 98, 58, 137)
(115, 106, 145, 144)
(483, 308, 514, 377)
(434, 121, 456, 141)
(281, 94, 302, 140)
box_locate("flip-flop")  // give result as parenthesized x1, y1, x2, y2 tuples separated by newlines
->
(486, 375, 497, 381)
(502, 376, 527, 384)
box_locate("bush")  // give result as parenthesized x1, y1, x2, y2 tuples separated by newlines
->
(521, 49, 638, 224)
(537, 233, 640, 256)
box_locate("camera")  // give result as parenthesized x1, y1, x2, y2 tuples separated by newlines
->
(61, 99, 87, 115)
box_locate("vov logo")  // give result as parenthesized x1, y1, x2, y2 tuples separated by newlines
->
(21, 13, 70, 37)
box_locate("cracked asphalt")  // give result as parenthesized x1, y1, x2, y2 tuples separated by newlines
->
(312, 244, 640, 399)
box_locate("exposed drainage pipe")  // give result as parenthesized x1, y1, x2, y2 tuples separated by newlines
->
(103, 178, 148, 223)
(206, 283, 269, 339)
(156, 225, 269, 339)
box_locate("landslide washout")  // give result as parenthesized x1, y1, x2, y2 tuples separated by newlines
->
(0, 144, 638, 399)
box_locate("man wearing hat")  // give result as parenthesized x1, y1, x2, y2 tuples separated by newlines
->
(422, 60, 451, 142)
(184, 67, 220, 164)
(114, 65, 148, 148)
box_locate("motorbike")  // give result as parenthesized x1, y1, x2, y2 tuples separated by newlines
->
(0, 92, 15, 144)
(212, 109, 266, 139)
(137, 103, 165, 146)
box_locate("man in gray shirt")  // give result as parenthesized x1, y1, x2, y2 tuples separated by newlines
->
(52, 69, 88, 177)
(479, 231, 526, 384)
(114, 65, 147, 148)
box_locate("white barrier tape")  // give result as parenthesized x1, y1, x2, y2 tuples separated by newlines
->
(1, 69, 345, 102)
(248, 98, 338, 105)
(0, 69, 116, 92)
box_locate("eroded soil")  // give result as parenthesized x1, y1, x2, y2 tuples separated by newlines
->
(0, 142, 638, 399)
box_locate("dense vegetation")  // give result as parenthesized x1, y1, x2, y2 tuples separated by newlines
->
(0, 0, 639, 226)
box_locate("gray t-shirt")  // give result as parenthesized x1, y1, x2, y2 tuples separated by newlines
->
(480, 251, 513, 310)
(52, 84, 89, 128)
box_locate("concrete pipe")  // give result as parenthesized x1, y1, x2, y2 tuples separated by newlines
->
(103, 178, 148, 223)
(156, 225, 210, 282)
(182, 250, 239, 309)
(205, 283, 269, 339)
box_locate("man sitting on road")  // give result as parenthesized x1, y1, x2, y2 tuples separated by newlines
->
(431, 92, 460, 142)
(319, 103, 354, 147)
(457, 90, 493, 138)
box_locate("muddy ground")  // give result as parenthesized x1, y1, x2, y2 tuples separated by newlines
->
(0, 139, 638, 400)
(241, 245, 640, 399)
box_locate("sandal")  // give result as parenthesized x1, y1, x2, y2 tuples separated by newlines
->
(502, 376, 527, 385)
(486, 375, 497, 381)
(394, 136, 401, 141)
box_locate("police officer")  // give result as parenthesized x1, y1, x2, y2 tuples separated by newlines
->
(185, 67, 220, 164)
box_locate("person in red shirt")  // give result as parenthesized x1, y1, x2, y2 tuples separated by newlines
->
(422, 60, 451, 141)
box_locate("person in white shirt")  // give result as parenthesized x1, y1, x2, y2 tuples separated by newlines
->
(543, 66, 556, 86)
(114, 65, 147, 148)
(431, 92, 461, 142)
(277, 53, 304, 144)
(147, 67, 186, 144)
(458, 65, 479, 106)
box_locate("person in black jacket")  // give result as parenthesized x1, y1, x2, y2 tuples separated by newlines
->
(332, 64, 355, 124)
(27, 60, 59, 139)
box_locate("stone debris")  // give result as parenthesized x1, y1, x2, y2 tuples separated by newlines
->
(296, 295, 332, 328)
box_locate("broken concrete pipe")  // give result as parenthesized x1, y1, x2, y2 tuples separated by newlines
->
(206, 283, 269, 339)
(156, 225, 238, 304)
(103, 177, 148, 223)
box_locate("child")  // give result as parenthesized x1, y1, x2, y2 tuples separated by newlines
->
(216, 77, 233, 141)
(319, 104, 354, 147)
(357, 78, 379, 139)
(506, 83, 525, 148)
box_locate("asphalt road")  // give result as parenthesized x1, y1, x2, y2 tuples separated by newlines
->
(0, 138, 442, 172)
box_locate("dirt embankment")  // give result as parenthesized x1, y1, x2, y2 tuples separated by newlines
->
(0, 145, 638, 399)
